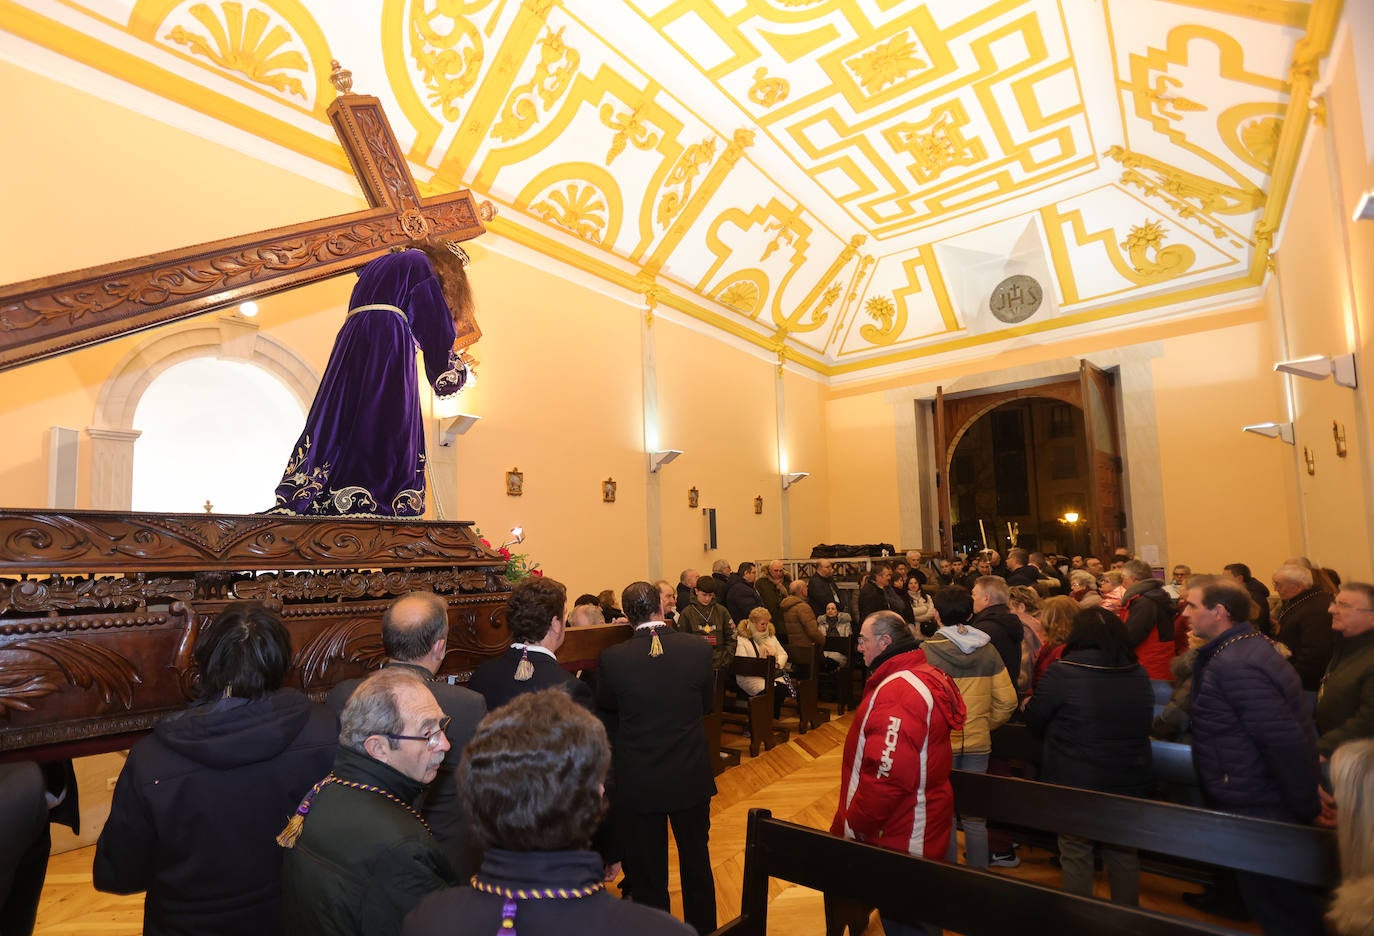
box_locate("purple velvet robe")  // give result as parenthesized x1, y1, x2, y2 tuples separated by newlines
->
(270, 251, 466, 518)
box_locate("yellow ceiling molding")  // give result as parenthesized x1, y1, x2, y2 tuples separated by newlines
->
(758, 23, 840, 64)
(885, 100, 987, 186)
(643, 128, 756, 272)
(712, 270, 769, 318)
(410, 0, 484, 120)
(774, 234, 866, 338)
(1, 0, 352, 176)
(1155, 0, 1311, 30)
(129, 0, 333, 114)
(517, 163, 624, 247)
(1216, 102, 1286, 173)
(1250, 0, 1343, 281)
(829, 274, 1260, 375)
(433, 0, 559, 182)
(1121, 24, 1288, 189)
(491, 26, 580, 143)
(747, 67, 790, 109)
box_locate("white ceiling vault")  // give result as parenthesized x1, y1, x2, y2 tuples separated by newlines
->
(5, 0, 1342, 378)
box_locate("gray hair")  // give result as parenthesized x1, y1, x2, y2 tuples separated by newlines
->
(863, 610, 910, 643)
(1069, 569, 1097, 591)
(1122, 559, 1154, 583)
(712, 559, 731, 574)
(1274, 564, 1313, 588)
(339, 669, 425, 753)
(790, 579, 807, 597)
(974, 575, 1009, 605)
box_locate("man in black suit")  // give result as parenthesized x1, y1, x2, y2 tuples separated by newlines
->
(858, 562, 891, 624)
(468, 576, 596, 712)
(326, 592, 486, 878)
(597, 582, 716, 935)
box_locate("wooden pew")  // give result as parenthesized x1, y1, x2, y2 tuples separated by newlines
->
(706, 669, 740, 775)
(949, 770, 1339, 888)
(782, 642, 827, 732)
(822, 632, 856, 715)
(726, 655, 787, 757)
(710, 809, 1237, 936)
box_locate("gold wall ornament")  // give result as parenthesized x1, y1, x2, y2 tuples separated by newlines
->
(1304, 446, 1316, 476)
(1309, 95, 1328, 129)
(773, 234, 865, 337)
(845, 31, 927, 95)
(477, 201, 499, 222)
(600, 100, 660, 165)
(717, 278, 762, 313)
(754, 495, 764, 515)
(409, 0, 484, 120)
(887, 104, 985, 185)
(1120, 219, 1197, 280)
(688, 487, 699, 509)
(329, 59, 352, 94)
(161, 1, 310, 99)
(530, 183, 610, 243)
(1235, 113, 1284, 173)
(761, 208, 804, 262)
(491, 26, 580, 142)
(1334, 421, 1348, 458)
(603, 478, 617, 503)
(506, 468, 524, 496)
(859, 294, 904, 346)
(1104, 146, 1256, 244)
(747, 67, 790, 108)
(655, 138, 716, 230)
(1140, 74, 1207, 123)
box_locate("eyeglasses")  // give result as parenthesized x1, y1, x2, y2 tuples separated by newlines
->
(385, 715, 452, 749)
(1332, 600, 1374, 613)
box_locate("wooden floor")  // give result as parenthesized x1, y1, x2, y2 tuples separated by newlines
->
(34, 710, 1258, 935)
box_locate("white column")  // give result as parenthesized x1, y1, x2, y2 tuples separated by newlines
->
(86, 427, 141, 510)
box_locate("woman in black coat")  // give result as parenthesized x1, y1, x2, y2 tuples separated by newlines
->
(1025, 607, 1154, 906)
(94, 603, 337, 936)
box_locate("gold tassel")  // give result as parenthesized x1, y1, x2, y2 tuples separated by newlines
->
(650, 631, 664, 657)
(514, 648, 534, 681)
(276, 813, 304, 849)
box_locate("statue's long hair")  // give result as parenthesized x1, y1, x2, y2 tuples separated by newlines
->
(413, 237, 476, 329)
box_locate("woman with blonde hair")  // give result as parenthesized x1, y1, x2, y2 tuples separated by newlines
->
(1100, 570, 1126, 612)
(1032, 596, 1080, 692)
(1008, 586, 1044, 697)
(1329, 739, 1374, 935)
(735, 607, 790, 716)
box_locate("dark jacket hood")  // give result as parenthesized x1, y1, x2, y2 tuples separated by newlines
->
(154, 688, 319, 770)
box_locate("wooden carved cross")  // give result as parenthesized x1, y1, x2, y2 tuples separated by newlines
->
(0, 61, 491, 372)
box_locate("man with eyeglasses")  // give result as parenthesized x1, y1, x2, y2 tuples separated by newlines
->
(1315, 583, 1374, 760)
(829, 611, 965, 936)
(327, 592, 486, 878)
(283, 669, 461, 936)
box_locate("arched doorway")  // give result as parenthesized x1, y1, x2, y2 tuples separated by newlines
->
(946, 398, 1089, 557)
(934, 361, 1124, 560)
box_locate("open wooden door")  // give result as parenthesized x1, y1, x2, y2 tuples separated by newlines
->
(934, 386, 952, 557)
(1079, 361, 1125, 558)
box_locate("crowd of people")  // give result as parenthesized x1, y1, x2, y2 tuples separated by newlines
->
(4, 542, 1372, 936)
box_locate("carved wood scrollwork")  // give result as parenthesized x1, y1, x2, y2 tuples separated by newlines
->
(232, 568, 493, 603)
(291, 617, 387, 692)
(0, 637, 142, 718)
(0, 574, 195, 614)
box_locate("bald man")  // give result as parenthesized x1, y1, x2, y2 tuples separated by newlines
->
(326, 592, 486, 877)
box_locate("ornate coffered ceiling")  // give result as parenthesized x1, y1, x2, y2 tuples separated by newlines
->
(1, 0, 1341, 378)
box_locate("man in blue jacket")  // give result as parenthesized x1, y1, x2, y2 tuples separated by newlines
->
(1184, 580, 1324, 936)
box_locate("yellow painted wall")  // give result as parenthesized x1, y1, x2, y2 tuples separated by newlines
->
(824, 392, 901, 548)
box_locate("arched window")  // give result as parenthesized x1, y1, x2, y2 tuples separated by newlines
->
(131, 358, 304, 514)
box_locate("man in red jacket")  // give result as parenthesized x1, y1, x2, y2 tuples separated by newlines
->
(831, 610, 965, 936)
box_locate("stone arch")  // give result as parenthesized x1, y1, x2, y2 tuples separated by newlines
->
(88, 316, 318, 508)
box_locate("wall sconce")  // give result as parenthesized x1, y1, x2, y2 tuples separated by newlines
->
(438, 413, 481, 446)
(501, 526, 524, 548)
(688, 486, 699, 508)
(649, 449, 683, 473)
(782, 471, 810, 490)
(1355, 191, 1374, 222)
(1304, 447, 1316, 475)
(238, 301, 259, 318)
(1274, 354, 1358, 389)
(1242, 422, 1295, 444)
(754, 495, 764, 514)
(1334, 421, 1348, 457)
(1060, 511, 1080, 524)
